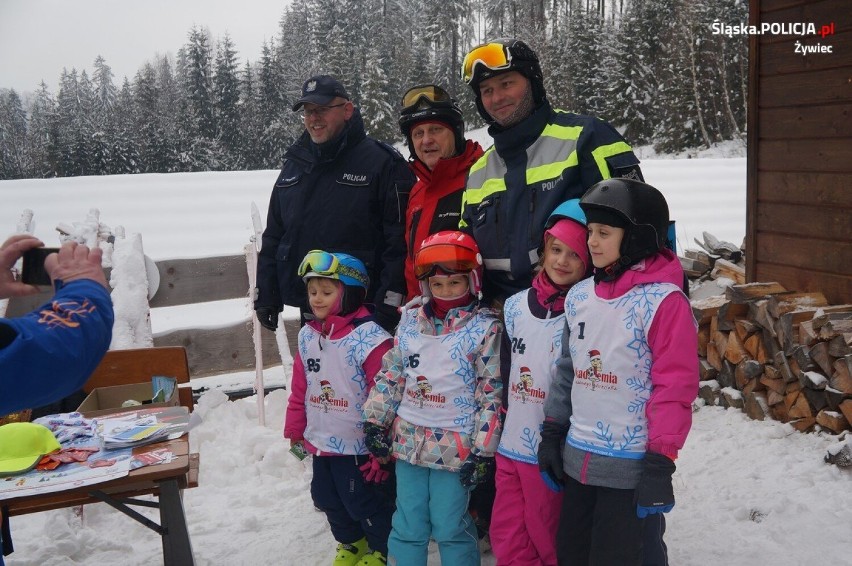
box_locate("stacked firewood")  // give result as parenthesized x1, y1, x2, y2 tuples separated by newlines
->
(680, 232, 746, 284)
(691, 281, 852, 434)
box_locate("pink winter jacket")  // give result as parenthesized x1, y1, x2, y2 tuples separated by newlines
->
(283, 306, 392, 455)
(592, 249, 698, 459)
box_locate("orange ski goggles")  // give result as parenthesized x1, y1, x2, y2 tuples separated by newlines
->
(462, 42, 513, 83)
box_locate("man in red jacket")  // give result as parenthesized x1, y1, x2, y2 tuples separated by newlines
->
(398, 84, 484, 302)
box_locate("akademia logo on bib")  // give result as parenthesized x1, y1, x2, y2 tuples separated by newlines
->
(574, 350, 619, 391)
(511, 366, 545, 404)
(407, 375, 446, 408)
(309, 379, 349, 413)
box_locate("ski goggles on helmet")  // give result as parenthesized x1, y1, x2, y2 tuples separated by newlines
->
(401, 85, 453, 113)
(298, 250, 369, 287)
(462, 42, 513, 84)
(413, 244, 481, 280)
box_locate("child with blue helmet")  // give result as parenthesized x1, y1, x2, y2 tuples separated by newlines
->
(490, 199, 590, 565)
(284, 250, 394, 566)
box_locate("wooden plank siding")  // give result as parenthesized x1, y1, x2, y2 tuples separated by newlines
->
(153, 323, 285, 377)
(748, 0, 852, 305)
(147, 254, 297, 376)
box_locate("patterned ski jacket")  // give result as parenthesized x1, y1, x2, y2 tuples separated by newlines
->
(0, 279, 114, 415)
(404, 140, 483, 301)
(362, 302, 504, 472)
(460, 101, 642, 303)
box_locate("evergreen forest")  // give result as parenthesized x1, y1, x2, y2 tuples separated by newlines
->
(0, 0, 748, 180)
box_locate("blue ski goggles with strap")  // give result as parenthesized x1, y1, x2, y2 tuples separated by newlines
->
(297, 250, 369, 288)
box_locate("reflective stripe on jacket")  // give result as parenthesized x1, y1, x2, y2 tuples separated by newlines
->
(460, 102, 640, 302)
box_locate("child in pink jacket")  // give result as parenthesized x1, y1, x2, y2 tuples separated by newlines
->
(538, 179, 698, 565)
(490, 199, 590, 565)
(284, 251, 393, 566)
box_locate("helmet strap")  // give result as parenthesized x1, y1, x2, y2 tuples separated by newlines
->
(594, 255, 634, 283)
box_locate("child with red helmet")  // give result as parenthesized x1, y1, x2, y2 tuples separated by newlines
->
(283, 250, 394, 566)
(489, 199, 591, 565)
(361, 231, 504, 566)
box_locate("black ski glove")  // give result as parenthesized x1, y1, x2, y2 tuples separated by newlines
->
(459, 454, 494, 488)
(373, 302, 400, 334)
(255, 306, 281, 331)
(363, 422, 392, 459)
(635, 452, 676, 518)
(537, 420, 568, 492)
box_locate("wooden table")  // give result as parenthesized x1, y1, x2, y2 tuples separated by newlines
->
(3, 437, 198, 566)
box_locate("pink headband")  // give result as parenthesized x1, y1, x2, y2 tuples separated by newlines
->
(545, 218, 590, 274)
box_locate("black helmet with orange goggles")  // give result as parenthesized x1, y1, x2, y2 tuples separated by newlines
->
(462, 39, 541, 86)
(462, 38, 546, 123)
(398, 84, 465, 159)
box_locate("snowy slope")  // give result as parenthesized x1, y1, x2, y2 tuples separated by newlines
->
(4, 149, 850, 565)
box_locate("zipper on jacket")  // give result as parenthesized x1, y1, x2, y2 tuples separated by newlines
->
(529, 187, 537, 242)
(581, 451, 591, 484)
(408, 209, 422, 259)
(494, 196, 501, 249)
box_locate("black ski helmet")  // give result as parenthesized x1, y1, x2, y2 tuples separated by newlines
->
(399, 85, 465, 161)
(462, 38, 546, 124)
(580, 178, 670, 280)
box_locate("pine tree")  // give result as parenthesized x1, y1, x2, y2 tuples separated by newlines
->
(183, 26, 217, 169)
(26, 82, 58, 178)
(0, 89, 29, 179)
(608, 0, 676, 145)
(111, 78, 140, 174)
(153, 54, 180, 172)
(92, 56, 118, 120)
(133, 63, 162, 172)
(55, 68, 81, 176)
(91, 56, 118, 174)
(238, 61, 262, 170)
(564, 8, 608, 116)
(360, 42, 396, 142)
(213, 33, 242, 169)
(256, 39, 291, 168)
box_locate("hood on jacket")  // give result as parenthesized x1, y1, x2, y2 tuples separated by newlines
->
(594, 249, 685, 300)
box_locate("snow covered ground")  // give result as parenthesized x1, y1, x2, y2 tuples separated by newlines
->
(3, 139, 851, 565)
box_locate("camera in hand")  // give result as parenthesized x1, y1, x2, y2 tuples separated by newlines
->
(21, 247, 59, 286)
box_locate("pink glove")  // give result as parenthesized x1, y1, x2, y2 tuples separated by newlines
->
(359, 454, 390, 484)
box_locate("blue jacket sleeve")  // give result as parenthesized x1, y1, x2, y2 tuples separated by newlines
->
(0, 279, 114, 415)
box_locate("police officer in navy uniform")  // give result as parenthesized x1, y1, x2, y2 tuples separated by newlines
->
(255, 75, 415, 332)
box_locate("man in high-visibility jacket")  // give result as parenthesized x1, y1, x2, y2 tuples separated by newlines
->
(460, 38, 644, 304)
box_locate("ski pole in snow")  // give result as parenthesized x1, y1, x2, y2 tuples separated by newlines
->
(247, 202, 266, 426)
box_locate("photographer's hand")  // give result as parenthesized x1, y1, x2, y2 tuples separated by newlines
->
(44, 241, 109, 290)
(0, 234, 44, 299)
